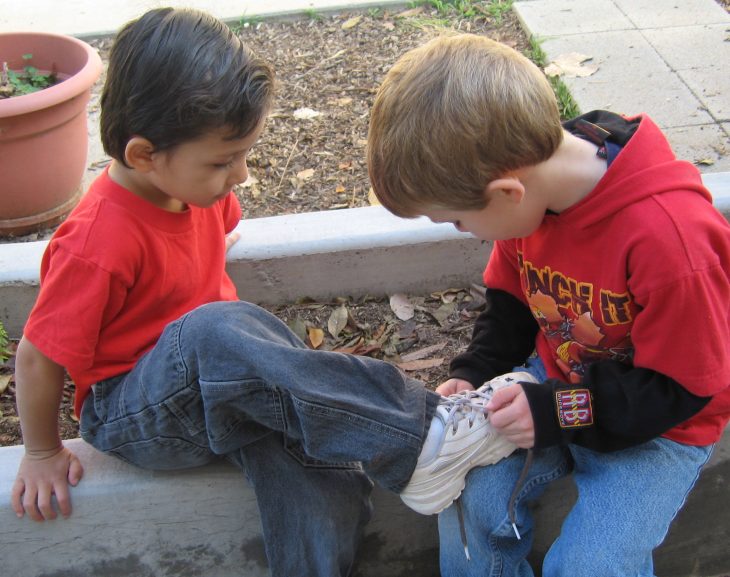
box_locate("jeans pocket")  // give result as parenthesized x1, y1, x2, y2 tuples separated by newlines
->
(283, 437, 363, 471)
(81, 379, 216, 470)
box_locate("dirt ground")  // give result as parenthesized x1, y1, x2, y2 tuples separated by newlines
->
(0, 3, 529, 446)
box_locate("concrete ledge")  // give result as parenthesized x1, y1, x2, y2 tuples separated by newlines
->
(0, 206, 489, 338)
(0, 432, 727, 577)
(3, 171, 729, 339)
(0, 439, 439, 577)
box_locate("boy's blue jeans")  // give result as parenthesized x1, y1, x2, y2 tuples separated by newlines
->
(79, 300, 440, 577)
(438, 359, 714, 577)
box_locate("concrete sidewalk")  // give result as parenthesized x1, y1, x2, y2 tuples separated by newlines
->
(0, 0, 406, 37)
(514, 0, 730, 172)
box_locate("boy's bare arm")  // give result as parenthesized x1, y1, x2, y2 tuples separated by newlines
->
(11, 337, 84, 521)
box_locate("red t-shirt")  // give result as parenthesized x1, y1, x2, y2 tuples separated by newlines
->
(24, 169, 241, 416)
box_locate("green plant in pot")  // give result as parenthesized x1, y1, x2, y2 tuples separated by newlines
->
(0, 32, 103, 237)
(1, 53, 58, 98)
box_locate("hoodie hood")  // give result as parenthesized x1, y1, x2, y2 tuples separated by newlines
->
(560, 111, 711, 228)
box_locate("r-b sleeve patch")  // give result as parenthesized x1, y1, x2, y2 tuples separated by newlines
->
(555, 389, 594, 428)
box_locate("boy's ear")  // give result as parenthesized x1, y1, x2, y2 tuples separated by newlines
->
(484, 177, 525, 204)
(123, 137, 157, 172)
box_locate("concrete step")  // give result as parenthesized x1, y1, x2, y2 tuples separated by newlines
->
(0, 432, 727, 577)
(0, 206, 487, 339)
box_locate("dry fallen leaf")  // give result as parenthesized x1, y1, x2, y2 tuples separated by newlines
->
(544, 52, 598, 78)
(397, 358, 445, 371)
(432, 288, 463, 304)
(296, 168, 315, 181)
(293, 107, 321, 120)
(341, 15, 362, 30)
(0, 374, 11, 395)
(241, 175, 259, 188)
(308, 327, 325, 349)
(696, 158, 715, 166)
(287, 317, 308, 344)
(400, 342, 448, 362)
(328, 305, 349, 338)
(397, 6, 425, 18)
(368, 187, 381, 206)
(427, 302, 457, 327)
(389, 293, 415, 321)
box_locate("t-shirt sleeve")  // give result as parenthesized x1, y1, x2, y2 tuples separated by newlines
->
(483, 240, 525, 302)
(629, 262, 730, 396)
(222, 193, 243, 234)
(24, 247, 122, 374)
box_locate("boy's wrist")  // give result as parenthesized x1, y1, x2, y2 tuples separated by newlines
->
(24, 444, 64, 461)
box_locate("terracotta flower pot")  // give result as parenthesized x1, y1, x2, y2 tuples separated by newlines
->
(0, 32, 102, 237)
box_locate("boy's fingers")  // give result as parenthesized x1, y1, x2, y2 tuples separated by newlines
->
(68, 455, 84, 486)
(11, 479, 26, 518)
(36, 486, 58, 521)
(54, 481, 73, 518)
(22, 485, 43, 522)
(436, 379, 474, 396)
(486, 384, 519, 411)
(225, 231, 241, 251)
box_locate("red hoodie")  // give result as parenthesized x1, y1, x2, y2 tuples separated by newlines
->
(451, 111, 730, 449)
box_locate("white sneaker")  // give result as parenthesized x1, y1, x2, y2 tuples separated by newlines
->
(400, 371, 537, 515)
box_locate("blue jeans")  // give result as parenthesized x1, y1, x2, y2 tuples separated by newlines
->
(79, 300, 440, 577)
(438, 359, 714, 577)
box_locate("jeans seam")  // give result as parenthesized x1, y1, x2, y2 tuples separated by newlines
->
(488, 534, 504, 577)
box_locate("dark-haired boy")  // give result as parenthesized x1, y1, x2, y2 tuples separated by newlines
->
(11, 10, 522, 576)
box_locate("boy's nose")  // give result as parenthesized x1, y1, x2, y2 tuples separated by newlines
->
(230, 160, 249, 186)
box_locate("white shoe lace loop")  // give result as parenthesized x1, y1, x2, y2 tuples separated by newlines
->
(440, 388, 493, 433)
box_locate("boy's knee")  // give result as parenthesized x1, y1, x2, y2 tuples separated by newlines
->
(182, 301, 300, 347)
(543, 533, 651, 577)
(188, 300, 261, 321)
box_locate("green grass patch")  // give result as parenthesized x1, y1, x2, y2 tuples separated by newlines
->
(407, 0, 513, 23)
(526, 37, 580, 119)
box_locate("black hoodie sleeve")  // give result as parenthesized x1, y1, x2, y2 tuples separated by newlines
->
(521, 361, 712, 452)
(448, 288, 539, 386)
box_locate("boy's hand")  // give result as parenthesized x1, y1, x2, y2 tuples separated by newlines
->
(436, 378, 474, 396)
(225, 231, 241, 252)
(486, 384, 535, 448)
(12, 445, 84, 521)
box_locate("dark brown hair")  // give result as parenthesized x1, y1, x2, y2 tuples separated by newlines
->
(101, 7, 274, 165)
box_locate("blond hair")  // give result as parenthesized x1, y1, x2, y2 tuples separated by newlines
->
(367, 34, 563, 217)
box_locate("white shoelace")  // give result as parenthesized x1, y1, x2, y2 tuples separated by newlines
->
(440, 388, 493, 433)
(442, 386, 525, 562)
